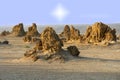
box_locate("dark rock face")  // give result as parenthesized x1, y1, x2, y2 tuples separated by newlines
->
(12, 23, 26, 36)
(26, 23, 39, 37)
(84, 22, 117, 43)
(0, 40, 9, 44)
(67, 46, 80, 56)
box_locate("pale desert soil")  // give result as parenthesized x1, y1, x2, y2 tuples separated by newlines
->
(0, 36, 120, 80)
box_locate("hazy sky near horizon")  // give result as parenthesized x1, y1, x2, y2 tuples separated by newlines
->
(0, 0, 120, 25)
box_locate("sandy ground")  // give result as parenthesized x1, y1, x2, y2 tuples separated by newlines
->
(0, 36, 120, 80)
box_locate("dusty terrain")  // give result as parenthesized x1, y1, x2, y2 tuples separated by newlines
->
(0, 36, 120, 80)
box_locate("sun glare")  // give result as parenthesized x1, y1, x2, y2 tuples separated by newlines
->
(51, 3, 69, 22)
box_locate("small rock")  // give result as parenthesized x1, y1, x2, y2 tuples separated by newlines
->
(67, 46, 80, 56)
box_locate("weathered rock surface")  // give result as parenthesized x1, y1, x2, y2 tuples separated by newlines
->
(23, 35, 32, 42)
(34, 40, 43, 51)
(0, 30, 10, 36)
(60, 25, 81, 41)
(12, 23, 26, 36)
(26, 23, 39, 37)
(24, 27, 64, 62)
(70, 25, 80, 40)
(24, 49, 38, 62)
(40, 27, 63, 53)
(67, 46, 80, 56)
(84, 22, 116, 43)
(23, 35, 40, 43)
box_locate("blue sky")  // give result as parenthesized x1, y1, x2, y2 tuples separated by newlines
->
(0, 0, 120, 25)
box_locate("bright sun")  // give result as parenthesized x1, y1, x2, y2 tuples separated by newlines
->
(51, 3, 69, 22)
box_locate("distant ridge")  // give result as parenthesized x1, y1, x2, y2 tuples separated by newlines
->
(0, 23, 120, 34)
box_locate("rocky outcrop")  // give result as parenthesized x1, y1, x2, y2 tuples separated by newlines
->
(24, 49, 38, 62)
(0, 30, 10, 36)
(39, 27, 63, 53)
(23, 35, 40, 43)
(26, 23, 39, 37)
(34, 40, 42, 51)
(24, 27, 64, 62)
(84, 22, 116, 43)
(70, 25, 80, 40)
(23, 35, 32, 42)
(67, 46, 80, 56)
(12, 23, 26, 36)
(60, 25, 80, 41)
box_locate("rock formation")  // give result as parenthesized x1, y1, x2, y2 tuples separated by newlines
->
(70, 25, 80, 40)
(0, 30, 10, 36)
(40, 27, 63, 53)
(84, 22, 116, 43)
(23, 35, 40, 43)
(24, 49, 38, 62)
(26, 23, 39, 37)
(23, 35, 32, 42)
(34, 40, 42, 51)
(67, 46, 80, 56)
(12, 23, 26, 36)
(60, 25, 71, 41)
(24, 27, 64, 62)
(60, 25, 80, 41)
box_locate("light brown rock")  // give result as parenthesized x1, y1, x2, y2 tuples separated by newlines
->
(26, 23, 39, 37)
(23, 35, 32, 42)
(12, 23, 26, 36)
(84, 22, 116, 43)
(40, 27, 63, 53)
(24, 49, 38, 62)
(0, 30, 10, 36)
(60, 25, 81, 41)
(70, 25, 80, 40)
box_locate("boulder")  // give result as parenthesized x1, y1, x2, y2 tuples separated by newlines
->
(26, 23, 39, 37)
(12, 23, 26, 36)
(2, 40, 9, 44)
(67, 46, 80, 56)
(84, 22, 117, 43)
(0, 40, 9, 44)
